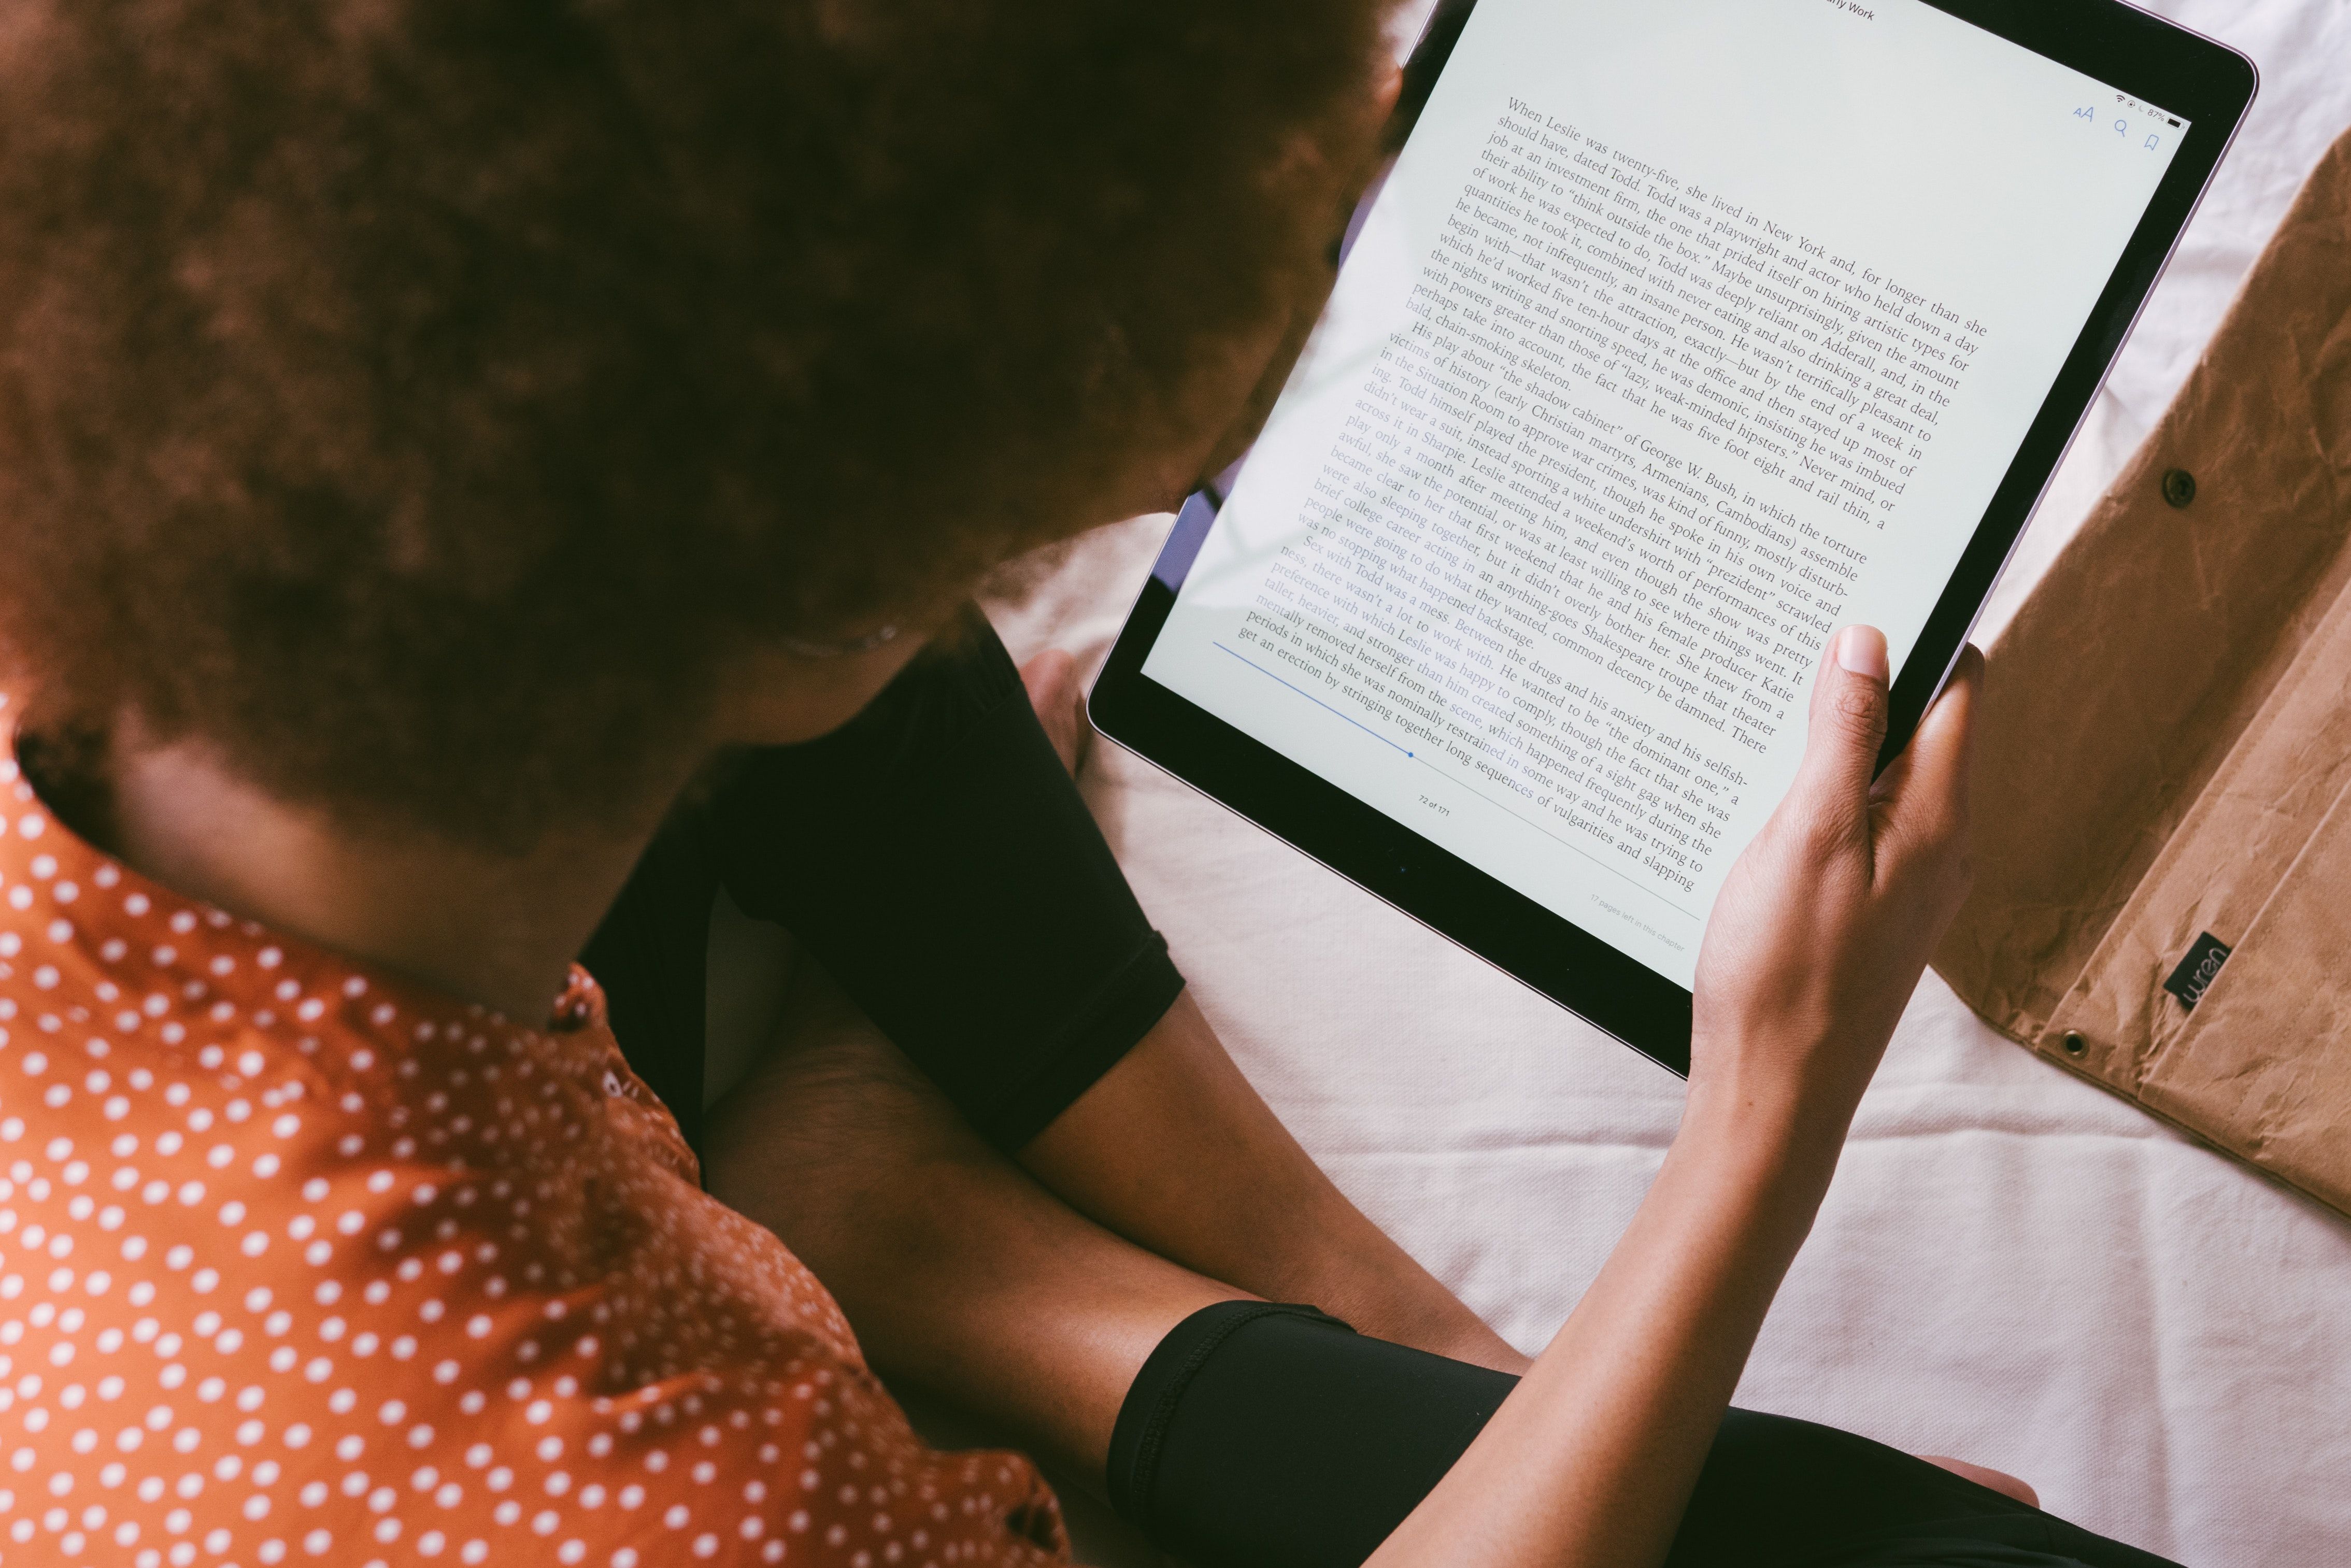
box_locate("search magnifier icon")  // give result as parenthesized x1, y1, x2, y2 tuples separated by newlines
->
(2114, 118, 2129, 135)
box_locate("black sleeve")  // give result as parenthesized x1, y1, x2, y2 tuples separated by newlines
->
(578, 808, 718, 1147)
(700, 606, 1185, 1152)
(1108, 1301, 2181, 1568)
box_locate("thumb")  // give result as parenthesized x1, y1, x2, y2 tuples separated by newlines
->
(1787, 625, 1889, 839)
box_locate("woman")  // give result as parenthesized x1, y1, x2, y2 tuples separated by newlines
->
(0, 4, 2169, 1565)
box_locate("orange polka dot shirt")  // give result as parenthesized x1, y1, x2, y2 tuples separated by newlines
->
(0, 719, 1068, 1567)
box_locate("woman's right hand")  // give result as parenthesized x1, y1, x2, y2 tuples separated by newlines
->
(1686, 625, 1980, 1159)
(1368, 628, 1983, 1568)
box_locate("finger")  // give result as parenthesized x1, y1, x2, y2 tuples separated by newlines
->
(1786, 625, 1890, 839)
(1879, 643, 1980, 852)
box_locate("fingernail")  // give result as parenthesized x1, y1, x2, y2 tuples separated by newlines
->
(1836, 625, 1888, 683)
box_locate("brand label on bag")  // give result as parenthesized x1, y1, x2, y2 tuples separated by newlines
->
(2162, 931, 2233, 1009)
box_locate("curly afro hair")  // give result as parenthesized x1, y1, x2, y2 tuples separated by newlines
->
(0, 0, 1394, 848)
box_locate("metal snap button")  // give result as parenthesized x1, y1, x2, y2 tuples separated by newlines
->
(2061, 1030, 2088, 1057)
(2161, 468, 2196, 508)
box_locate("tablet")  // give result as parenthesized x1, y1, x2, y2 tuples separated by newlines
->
(1091, 0, 2254, 1074)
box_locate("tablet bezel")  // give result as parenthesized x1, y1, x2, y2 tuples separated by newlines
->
(1090, 0, 2256, 1077)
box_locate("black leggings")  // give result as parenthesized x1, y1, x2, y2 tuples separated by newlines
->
(1112, 1303, 2179, 1568)
(584, 616, 2180, 1568)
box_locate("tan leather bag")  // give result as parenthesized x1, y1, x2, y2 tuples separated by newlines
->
(1934, 125, 2351, 1217)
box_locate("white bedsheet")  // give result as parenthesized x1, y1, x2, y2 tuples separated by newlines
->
(985, 5, 2351, 1560)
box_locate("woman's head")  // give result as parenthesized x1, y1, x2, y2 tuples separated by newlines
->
(0, 0, 1395, 849)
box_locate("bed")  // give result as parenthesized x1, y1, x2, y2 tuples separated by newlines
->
(981, 3, 2351, 1559)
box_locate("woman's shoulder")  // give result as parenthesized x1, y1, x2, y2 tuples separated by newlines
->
(0, 791, 1068, 1565)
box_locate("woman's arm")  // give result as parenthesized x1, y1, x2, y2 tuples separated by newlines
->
(1369, 627, 1980, 1568)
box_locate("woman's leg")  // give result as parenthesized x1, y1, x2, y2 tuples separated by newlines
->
(590, 607, 1520, 1369)
(1667, 1412, 2176, 1568)
(589, 627, 2138, 1566)
(701, 964, 1234, 1481)
(1108, 1302, 2181, 1568)
(699, 605, 1187, 1153)
(578, 601, 1178, 1164)
(692, 974, 2172, 1568)
(579, 606, 1180, 1157)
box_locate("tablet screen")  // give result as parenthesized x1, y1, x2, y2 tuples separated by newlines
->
(1140, 0, 2192, 988)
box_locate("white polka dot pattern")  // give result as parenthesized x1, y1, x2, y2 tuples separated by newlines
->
(0, 707, 1067, 1567)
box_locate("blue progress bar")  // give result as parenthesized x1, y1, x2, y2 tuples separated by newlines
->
(1215, 642, 1414, 757)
